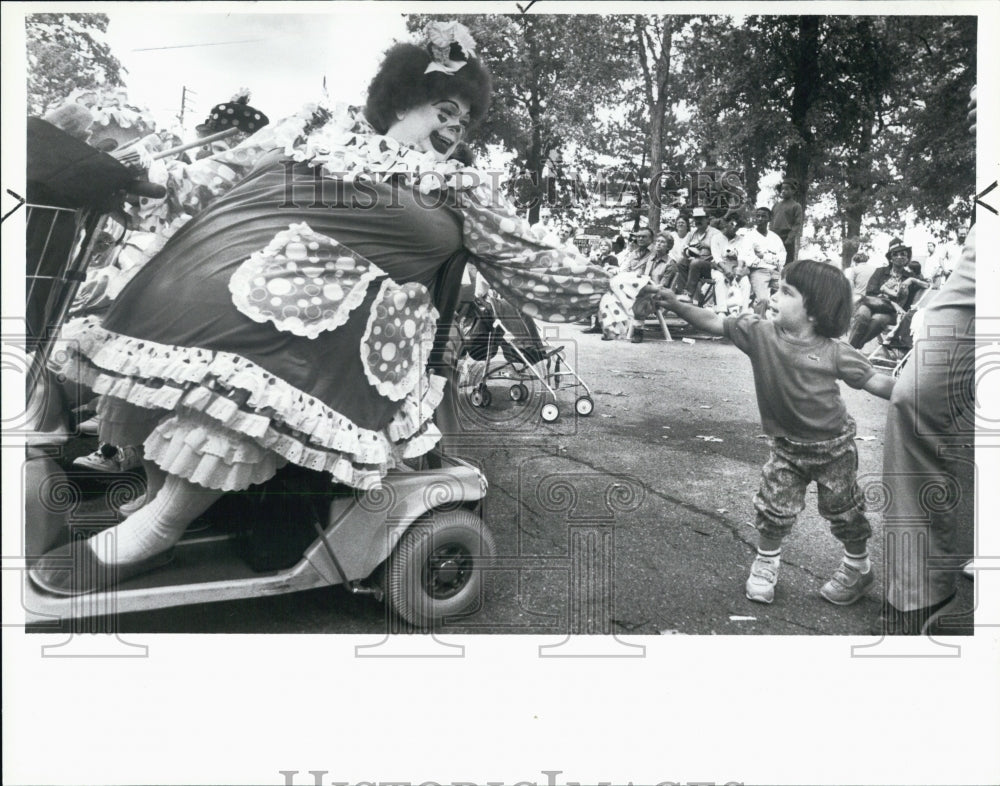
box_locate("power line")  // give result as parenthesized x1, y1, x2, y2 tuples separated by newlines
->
(131, 38, 268, 52)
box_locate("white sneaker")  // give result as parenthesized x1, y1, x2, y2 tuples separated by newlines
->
(77, 415, 100, 436)
(677, 293, 693, 303)
(73, 445, 141, 473)
(746, 554, 780, 604)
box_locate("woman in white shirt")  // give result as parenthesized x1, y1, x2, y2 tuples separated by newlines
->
(666, 215, 690, 291)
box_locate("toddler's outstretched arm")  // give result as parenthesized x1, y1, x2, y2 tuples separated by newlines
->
(863, 373, 896, 400)
(657, 289, 725, 336)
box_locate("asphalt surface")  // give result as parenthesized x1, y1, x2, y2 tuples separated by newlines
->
(30, 318, 975, 635)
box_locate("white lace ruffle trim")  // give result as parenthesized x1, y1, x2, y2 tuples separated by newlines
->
(56, 316, 445, 490)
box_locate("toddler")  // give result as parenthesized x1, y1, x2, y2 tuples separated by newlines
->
(658, 260, 895, 604)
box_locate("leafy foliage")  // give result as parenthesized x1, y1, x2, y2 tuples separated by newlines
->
(406, 14, 632, 223)
(26, 13, 125, 115)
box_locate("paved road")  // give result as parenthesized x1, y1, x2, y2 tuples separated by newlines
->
(36, 319, 974, 635)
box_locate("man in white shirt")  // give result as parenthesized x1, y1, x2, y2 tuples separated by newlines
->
(925, 239, 956, 288)
(676, 207, 727, 312)
(617, 226, 655, 274)
(742, 205, 786, 315)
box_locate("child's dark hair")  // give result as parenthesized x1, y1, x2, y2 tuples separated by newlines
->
(782, 259, 853, 338)
(365, 43, 492, 135)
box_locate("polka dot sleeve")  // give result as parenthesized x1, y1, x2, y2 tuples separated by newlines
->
(458, 183, 612, 323)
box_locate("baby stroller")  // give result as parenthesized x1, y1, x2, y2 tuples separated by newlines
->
(20, 119, 494, 629)
(457, 292, 595, 423)
(867, 308, 917, 377)
(866, 287, 932, 377)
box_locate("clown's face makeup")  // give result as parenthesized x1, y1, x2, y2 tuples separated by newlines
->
(387, 97, 471, 161)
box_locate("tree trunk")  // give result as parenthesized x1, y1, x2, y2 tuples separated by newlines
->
(526, 127, 543, 226)
(647, 104, 664, 231)
(842, 95, 876, 266)
(524, 20, 544, 226)
(637, 16, 673, 233)
(785, 16, 820, 212)
(742, 149, 759, 214)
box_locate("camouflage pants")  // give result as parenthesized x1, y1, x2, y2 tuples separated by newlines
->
(753, 422, 871, 545)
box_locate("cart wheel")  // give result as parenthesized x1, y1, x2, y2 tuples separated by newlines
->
(509, 383, 529, 402)
(469, 384, 492, 408)
(574, 396, 594, 416)
(540, 402, 560, 423)
(386, 510, 497, 627)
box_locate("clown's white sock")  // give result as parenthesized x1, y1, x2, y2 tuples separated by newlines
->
(142, 458, 167, 502)
(91, 474, 223, 563)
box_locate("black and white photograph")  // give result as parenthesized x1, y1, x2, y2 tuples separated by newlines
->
(3, 1, 998, 784)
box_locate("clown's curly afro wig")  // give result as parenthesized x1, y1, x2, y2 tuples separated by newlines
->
(364, 43, 492, 135)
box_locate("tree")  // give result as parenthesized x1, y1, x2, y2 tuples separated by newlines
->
(633, 14, 682, 231)
(877, 16, 976, 227)
(406, 14, 632, 224)
(26, 13, 125, 115)
(683, 15, 976, 263)
(680, 16, 787, 213)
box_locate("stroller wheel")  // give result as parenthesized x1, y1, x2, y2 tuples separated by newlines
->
(509, 383, 529, 402)
(385, 510, 497, 628)
(469, 384, 492, 408)
(540, 403, 560, 423)
(574, 396, 594, 416)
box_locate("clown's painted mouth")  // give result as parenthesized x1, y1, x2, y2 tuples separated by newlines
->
(429, 131, 454, 154)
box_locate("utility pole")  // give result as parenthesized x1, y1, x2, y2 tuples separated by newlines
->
(178, 86, 197, 129)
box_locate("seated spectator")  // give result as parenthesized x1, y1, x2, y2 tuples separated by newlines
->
(582, 238, 619, 334)
(616, 227, 656, 342)
(844, 250, 876, 305)
(665, 214, 690, 291)
(618, 227, 654, 274)
(741, 206, 785, 316)
(648, 231, 675, 285)
(674, 207, 727, 314)
(848, 238, 929, 349)
(557, 223, 577, 245)
(599, 238, 620, 271)
(718, 214, 752, 315)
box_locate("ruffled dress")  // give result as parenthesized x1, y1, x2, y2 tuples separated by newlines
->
(54, 107, 648, 492)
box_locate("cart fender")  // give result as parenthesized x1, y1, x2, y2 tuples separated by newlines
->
(303, 462, 486, 584)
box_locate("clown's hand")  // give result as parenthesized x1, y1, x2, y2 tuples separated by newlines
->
(637, 283, 673, 311)
(654, 287, 679, 311)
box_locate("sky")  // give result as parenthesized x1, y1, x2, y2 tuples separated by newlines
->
(102, 8, 407, 133)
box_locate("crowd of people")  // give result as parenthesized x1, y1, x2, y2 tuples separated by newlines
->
(25, 20, 977, 637)
(569, 184, 960, 352)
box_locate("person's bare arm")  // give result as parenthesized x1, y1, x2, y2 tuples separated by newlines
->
(863, 373, 896, 400)
(657, 289, 725, 336)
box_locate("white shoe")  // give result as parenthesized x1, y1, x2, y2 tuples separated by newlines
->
(677, 293, 692, 303)
(73, 445, 141, 473)
(745, 554, 780, 604)
(963, 560, 977, 580)
(77, 415, 100, 436)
